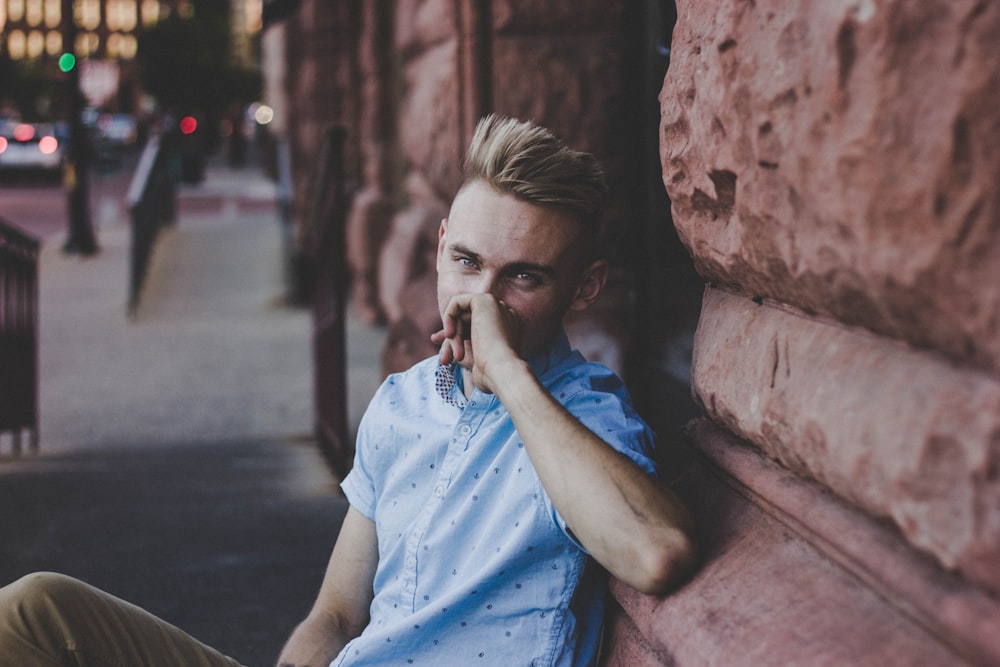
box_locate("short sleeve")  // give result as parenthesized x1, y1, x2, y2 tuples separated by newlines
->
(541, 363, 659, 549)
(339, 381, 389, 521)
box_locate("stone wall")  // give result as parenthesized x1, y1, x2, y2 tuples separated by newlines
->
(607, 0, 1000, 662)
(663, 0, 1000, 596)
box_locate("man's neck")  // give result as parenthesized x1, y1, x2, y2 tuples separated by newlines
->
(460, 367, 475, 400)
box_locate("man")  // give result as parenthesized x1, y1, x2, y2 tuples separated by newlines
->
(0, 116, 694, 666)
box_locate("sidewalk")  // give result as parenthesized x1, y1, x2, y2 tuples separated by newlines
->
(0, 155, 384, 664)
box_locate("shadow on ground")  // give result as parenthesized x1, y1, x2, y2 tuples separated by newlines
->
(0, 438, 347, 664)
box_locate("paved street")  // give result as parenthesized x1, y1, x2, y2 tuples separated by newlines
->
(0, 150, 385, 665)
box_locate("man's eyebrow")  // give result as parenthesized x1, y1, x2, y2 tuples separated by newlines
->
(508, 261, 556, 278)
(450, 243, 482, 264)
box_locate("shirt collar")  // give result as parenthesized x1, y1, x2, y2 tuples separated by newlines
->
(433, 328, 572, 408)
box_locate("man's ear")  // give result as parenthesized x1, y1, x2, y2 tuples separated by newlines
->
(569, 259, 609, 312)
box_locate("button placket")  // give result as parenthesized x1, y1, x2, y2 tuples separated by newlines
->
(401, 397, 495, 612)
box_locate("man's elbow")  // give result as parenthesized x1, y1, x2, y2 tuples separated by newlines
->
(632, 528, 698, 596)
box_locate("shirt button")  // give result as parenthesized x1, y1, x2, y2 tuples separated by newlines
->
(459, 424, 472, 435)
(433, 485, 444, 498)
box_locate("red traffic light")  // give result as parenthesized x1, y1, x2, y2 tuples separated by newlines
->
(179, 116, 198, 135)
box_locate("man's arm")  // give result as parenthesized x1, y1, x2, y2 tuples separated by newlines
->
(276, 508, 379, 667)
(434, 294, 696, 595)
(491, 362, 696, 594)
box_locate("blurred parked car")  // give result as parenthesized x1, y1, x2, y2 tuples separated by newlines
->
(97, 113, 138, 147)
(0, 121, 65, 177)
(89, 112, 140, 170)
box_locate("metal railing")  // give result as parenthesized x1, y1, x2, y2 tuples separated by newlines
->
(126, 133, 177, 316)
(0, 217, 40, 456)
(309, 126, 351, 479)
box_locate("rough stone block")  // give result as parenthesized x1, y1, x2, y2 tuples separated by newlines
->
(691, 286, 1000, 595)
(492, 0, 620, 32)
(395, 0, 455, 52)
(604, 419, 999, 665)
(661, 0, 1000, 372)
(400, 41, 463, 197)
(346, 187, 394, 324)
(493, 33, 622, 159)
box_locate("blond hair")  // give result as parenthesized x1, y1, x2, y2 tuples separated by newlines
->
(463, 115, 607, 249)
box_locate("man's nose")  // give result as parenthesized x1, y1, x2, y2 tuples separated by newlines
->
(471, 272, 501, 297)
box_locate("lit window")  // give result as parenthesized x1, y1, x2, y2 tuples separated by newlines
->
(25, 0, 42, 26)
(26, 29, 44, 57)
(7, 30, 26, 59)
(76, 0, 100, 30)
(116, 0, 137, 31)
(106, 0, 117, 29)
(105, 0, 137, 32)
(119, 33, 137, 58)
(44, 0, 60, 27)
(45, 30, 62, 55)
(74, 31, 99, 56)
(141, 0, 160, 26)
(107, 32, 136, 59)
(9, 0, 25, 23)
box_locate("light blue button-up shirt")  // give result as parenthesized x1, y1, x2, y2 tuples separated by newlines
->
(338, 331, 657, 666)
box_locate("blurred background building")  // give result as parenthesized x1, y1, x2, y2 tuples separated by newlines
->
(0, 0, 261, 119)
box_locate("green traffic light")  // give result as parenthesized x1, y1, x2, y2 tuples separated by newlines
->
(58, 53, 77, 73)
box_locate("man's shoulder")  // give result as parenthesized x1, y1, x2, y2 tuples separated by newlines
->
(387, 354, 441, 382)
(374, 355, 443, 401)
(544, 352, 628, 396)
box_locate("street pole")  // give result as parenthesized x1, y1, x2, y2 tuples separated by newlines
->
(61, 0, 98, 256)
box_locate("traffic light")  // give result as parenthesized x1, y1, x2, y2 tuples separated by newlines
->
(58, 52, 77, 73)
(179, 116, 198, 135)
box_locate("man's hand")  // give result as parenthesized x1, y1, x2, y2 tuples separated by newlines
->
(430, 293, 522, 394)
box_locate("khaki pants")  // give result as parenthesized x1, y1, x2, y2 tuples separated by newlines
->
(0, 572, 245, 667)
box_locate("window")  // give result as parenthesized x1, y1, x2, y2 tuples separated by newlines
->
(74, 0, 101, 31)
(118, 33, 136, 58)
(26, 29, 44, 58)
(107, 31, 137, 58)
(25, 0, 42, 26)
(141, 0, 160, 26)
(7, 29, 26, 58)
(74, 31, 99, 56)
(45, 29, 61, 55)
(106, 0, 136, 31)
(9, 0, 25, 23)
(44, 0, 60, 27)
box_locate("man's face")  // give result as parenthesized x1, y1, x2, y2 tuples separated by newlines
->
(436, 180, 606, 366)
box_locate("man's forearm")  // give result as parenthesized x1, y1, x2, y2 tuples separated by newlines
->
(489, 357, 696, 595)
(276, 612, 352, 667)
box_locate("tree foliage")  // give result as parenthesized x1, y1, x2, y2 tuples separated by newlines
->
(137, 2, 260, 119)
(0, 54, 62, 120)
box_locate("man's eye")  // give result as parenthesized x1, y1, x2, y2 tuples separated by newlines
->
(457, 257, 477, 269)
(515, 273, 540, 285)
